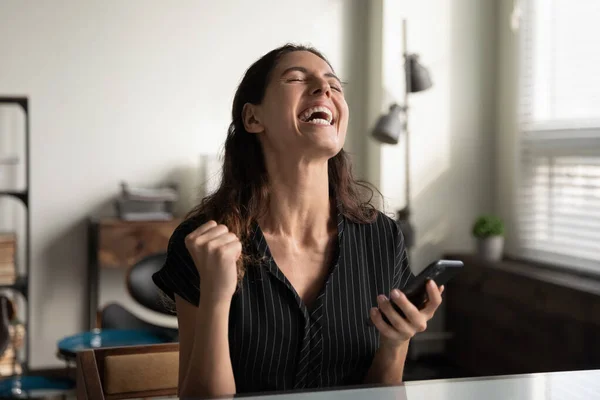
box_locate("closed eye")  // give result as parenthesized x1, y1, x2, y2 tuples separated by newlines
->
(285, 77, 344, 92)
(329, 79, 347, 93)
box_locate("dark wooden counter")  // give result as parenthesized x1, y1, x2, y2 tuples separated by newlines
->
(443, 253, 600, 376)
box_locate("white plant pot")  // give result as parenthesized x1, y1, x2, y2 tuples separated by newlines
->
(477, 236, 504, 262)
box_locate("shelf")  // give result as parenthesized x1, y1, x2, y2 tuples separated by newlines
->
(0, 94, 29, 372)
(0, 190, 27, 195)
(0, 190, 28, 204)
(0, 97, 28, 110)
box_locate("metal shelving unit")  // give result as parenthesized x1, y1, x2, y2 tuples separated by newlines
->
(0, 96, 31, 373)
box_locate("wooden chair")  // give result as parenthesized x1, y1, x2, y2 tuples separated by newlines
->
(76, 343, 179, 400)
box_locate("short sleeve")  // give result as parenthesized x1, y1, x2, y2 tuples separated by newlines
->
(391, 221, 415, 290)
(152, 219, 202, 307)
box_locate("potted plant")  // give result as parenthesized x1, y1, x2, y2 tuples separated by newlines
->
(472, 215, 505, 261)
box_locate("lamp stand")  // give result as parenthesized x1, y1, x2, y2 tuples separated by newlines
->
(399, 19, 415, 254)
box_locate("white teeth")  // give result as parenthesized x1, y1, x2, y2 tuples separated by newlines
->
(306, 118, 331, 125)
(299, 106, 334, 124)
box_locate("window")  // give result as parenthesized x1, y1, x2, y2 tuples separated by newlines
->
(518, 0, 600, 274)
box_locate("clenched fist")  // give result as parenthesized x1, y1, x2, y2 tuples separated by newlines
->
(184, 220, 242, 303)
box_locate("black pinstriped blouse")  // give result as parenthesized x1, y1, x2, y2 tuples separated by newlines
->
(152, 204, 414, 393)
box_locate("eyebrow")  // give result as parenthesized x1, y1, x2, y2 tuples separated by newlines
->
(280, 66, 343, 86)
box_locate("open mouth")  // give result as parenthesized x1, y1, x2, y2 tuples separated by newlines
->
(298, 106, 335, 126)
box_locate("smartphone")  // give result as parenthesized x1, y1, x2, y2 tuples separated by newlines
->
(380, 259, 464, 324)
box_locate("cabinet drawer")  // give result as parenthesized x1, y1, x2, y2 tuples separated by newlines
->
(95, 219, 182, 268)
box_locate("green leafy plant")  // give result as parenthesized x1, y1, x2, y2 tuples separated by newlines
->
(472, 215, 504, 238)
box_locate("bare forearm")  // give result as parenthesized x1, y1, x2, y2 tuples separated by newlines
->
(364, 341, 409, 385)
(180, 299, 236, 398)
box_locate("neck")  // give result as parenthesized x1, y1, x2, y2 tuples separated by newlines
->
(260, 155, 334, 242)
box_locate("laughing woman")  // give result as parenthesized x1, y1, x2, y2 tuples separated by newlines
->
(152, 44, 443, 398)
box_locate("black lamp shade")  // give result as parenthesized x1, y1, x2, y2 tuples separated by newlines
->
(406, 54, 433, 93)
(371, 104, 404, 145)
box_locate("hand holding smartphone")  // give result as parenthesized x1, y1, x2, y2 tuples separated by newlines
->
(379, 259, 463, 324)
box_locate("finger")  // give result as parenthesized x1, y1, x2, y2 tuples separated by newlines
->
(186, 220, 217, 240)
(197, 224, 230, 243)
(369, 308, 404, 340)
(391, 290, 429, 332)
(378, 294, 413, 333)
(440, 285, 445, 295)
(221, 239, 243, 260)
(208, 232, 239, 248)
(422, 281, 443, 317)
(196, 220, 218, 235)
(391, 289, 422, 325)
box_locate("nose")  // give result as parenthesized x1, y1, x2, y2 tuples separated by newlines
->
(310, 79, 332, 98)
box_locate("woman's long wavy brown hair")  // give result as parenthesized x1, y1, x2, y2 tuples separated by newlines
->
(187, 44, 379, 283)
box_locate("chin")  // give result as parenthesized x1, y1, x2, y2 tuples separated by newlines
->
(291, 123, 345, 156)
(310, 138, 344, 159)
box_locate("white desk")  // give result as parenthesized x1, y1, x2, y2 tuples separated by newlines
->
(234, 370, 600, 400)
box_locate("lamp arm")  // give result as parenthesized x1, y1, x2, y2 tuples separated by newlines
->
(402, 19, 411, 213)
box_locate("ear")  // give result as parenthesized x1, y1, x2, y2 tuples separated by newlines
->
(242, 103, 264, 134)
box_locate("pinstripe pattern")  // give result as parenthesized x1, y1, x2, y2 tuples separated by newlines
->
(152, 206, 414, 393)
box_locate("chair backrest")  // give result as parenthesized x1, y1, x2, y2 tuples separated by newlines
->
(76, 343, 179, 400)
(126, 252, 173, 315)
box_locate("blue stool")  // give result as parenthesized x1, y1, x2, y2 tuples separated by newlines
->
(56, 329, 169, 362)
(55, 253, 178, 374)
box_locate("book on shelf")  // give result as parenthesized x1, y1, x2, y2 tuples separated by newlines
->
(0, 232, 16, 243)
(0, 346, 22, 376)
(0, 258, 15, 271)
(0, 277, 16, 285)
(0, 323, 25, 377)
(0, 242, 15, 251)
(119, 211, 174, 221)
(120, 182, 179, 202)
(115, 182, 178, 221)
(0, 349, 22, 376)
(0, 233, 15, 279)
(0, 268, 15, 274)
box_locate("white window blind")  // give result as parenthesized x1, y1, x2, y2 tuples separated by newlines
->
(518, 0, 600, 274)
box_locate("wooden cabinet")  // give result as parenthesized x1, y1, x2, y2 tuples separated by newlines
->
(87, 218, 182, 329)
(444, 253, 600, 377)
(96, 218, 181, 269)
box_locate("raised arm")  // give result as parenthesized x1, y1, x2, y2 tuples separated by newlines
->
(175, 293, 235, 397)
(153, 220, 241, 398)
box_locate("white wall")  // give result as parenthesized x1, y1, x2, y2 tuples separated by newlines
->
(366, 0, 498, 353)
(369, 0, 498, 268)
(0, 0, 368, 368)
(495, 0, 520, 256)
